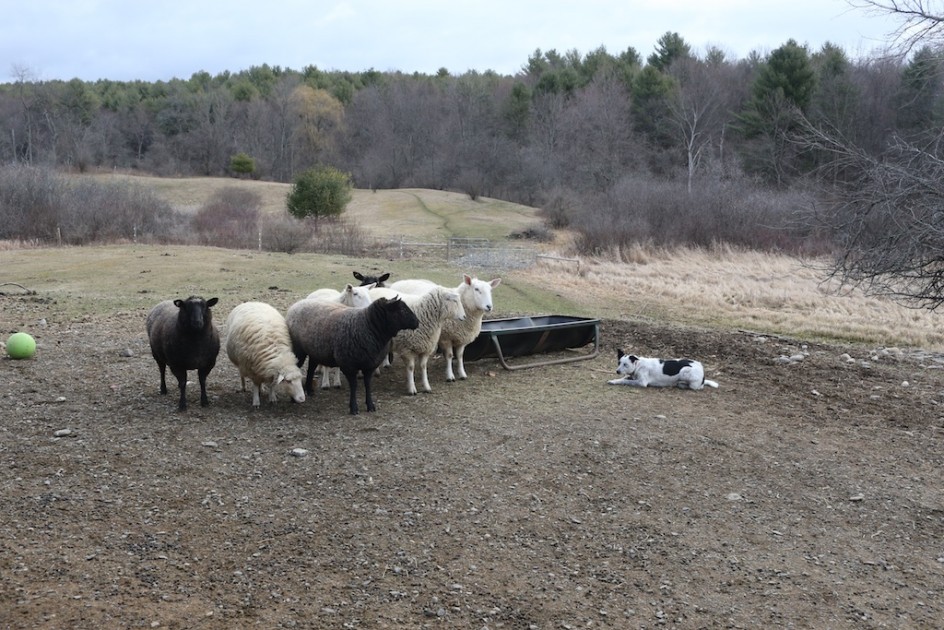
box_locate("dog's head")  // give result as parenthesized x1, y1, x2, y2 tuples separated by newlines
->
(615, 349, 640, 377)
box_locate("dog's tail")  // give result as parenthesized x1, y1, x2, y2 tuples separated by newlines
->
(703, 378, 719, 389)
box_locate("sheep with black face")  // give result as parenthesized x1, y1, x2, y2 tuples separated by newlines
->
(286, 296, 419, 414)
(146, 296, 220, 411)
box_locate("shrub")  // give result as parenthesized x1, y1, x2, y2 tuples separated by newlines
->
(286, 166, 352, 220)
(0, 165, 182, 244)
(229, 153, 256, 178)
(192, 187, 261, 249)
(261, 215, 312, 254)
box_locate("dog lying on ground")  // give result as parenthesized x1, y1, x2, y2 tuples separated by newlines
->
(607, 349, 719, 389)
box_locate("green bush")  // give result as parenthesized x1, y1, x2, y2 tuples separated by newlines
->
(286, 166, 352, 220)
(229, 152, 256, 177)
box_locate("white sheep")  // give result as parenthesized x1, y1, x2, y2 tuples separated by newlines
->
(391, 274, 501, 381)
(369, 286, 466, 395)
(225, 301, 306, 407)
(306, 283, 374, 388)
(306, 283, 373, 307)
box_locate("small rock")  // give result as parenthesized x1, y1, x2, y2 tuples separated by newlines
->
(725, 492, 743, 501)
(901, 381, 910, 387)
(849, 493, 865, 502)
(54, 428, 73, 438)
(811, 389, 821, 397)
(120, 348, 134, 358)
(201, 441, 218, 448)
(291, 448, 309, 457)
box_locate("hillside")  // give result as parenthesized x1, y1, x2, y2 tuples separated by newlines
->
(86, 173, 542, 243)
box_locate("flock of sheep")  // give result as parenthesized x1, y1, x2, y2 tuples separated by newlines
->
(145, 271, 502, 414)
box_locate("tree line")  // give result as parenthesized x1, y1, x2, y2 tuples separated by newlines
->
(2, 19, 944, 260)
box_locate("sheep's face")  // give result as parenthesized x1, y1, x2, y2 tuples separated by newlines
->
(346, 284, 373, 308)
(445, 290, 466, 321)
(277, 369, 306, 404)
(385, 297, 419, 332)
(354, 271, 390, 287)
(174, 296, 218, 332)
(463, 275, 502, 313)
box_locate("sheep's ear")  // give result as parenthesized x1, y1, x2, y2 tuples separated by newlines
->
(173, 299, 184, 308)
(353, 271, 364, 281)
(276, 373, 285, 385)
(344, 284, 355, 293)
(463, 274, 472, 285)
(206, 297, 219, 307)
(378, 273, 390, 283)
(365, 282, 377, 290)
(490, 278, 502, 288)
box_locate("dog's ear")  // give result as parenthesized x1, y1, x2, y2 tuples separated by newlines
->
(616, 348, 624, 359)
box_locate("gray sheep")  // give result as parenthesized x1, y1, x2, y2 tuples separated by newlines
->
(286, 296, 419, 414)
(146, 296, 220, 411)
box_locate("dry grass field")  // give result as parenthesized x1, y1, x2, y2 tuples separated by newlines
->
(2, 179, 943, 629)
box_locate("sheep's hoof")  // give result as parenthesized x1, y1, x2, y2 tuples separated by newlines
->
(446, 377, 456, 383)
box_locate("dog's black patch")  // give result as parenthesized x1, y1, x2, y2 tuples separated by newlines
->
(660, 359, 693, 377)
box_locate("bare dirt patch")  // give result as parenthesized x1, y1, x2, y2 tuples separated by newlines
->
(2, 299, 943, 629)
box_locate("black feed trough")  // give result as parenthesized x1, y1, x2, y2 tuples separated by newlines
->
(463, 315, 600, 370)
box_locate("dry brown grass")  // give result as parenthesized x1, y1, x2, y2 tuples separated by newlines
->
(522, 244, 944, 351)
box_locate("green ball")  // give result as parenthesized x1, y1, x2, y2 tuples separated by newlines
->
(7, 332, 37, 360)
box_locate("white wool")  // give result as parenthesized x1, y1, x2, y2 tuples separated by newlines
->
(225, 301, 305, 406)
(370, 286, 465, 395)
(391, 275, 501, 381)
(306, 283, 373, 308)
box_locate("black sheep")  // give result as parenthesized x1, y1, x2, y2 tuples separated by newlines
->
(286, 296, 418, 414)
(146, 296, 220, 411)
(353, 270, 390, 287)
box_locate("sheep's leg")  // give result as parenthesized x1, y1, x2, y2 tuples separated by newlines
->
(197, 367, 212, 407)
(362, 369, 377, 413)
(157, 361, 168, 395)
(342, 368, 360, 414)
(319, 365, 332, 390)
(267, 379, 279, 403)
(455, 344, 468, 380)
(405, 355, 418, 395)
(443, 344, 456, 382)
(171, 366, 188, 411)
(252, 383, 263, 407)
(332, 367, 342, 388)
(419, 354, 432, 392)
(304, 360, 317, 395)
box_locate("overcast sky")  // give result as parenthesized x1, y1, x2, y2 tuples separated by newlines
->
(2, 1, 905, 83)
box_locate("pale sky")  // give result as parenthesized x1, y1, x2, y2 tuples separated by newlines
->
(1, 0, 905, 83)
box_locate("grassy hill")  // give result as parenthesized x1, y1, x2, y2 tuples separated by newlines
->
(86, 173, 541, 243)
(12, 173, 944, 352)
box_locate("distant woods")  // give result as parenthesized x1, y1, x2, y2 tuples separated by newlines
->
(1, 24, 942, 258)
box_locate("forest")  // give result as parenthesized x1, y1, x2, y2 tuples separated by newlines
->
(2, 15, 944, 284)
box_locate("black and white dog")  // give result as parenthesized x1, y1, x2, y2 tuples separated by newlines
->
(607, 349, 719, 390)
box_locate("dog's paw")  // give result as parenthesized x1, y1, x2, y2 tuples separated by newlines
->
(607, 379, 621, 385)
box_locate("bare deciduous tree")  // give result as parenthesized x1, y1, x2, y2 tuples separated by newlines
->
(802, 2, 944, 307)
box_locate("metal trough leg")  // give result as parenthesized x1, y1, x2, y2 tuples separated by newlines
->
(488, 322, 600, 370)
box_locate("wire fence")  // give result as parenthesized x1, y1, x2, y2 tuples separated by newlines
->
(369, 236, 542, 270)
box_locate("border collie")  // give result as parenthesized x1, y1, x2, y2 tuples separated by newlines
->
(607, 349, 718, 390)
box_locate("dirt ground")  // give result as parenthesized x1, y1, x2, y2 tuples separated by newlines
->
(1, 299, 943, 629)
